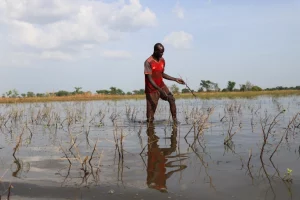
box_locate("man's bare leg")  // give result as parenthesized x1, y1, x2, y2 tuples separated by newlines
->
(146, 92, 159, 123)
(160, 86, 178, 123)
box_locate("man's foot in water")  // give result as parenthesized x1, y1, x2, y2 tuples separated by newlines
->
(172, 118, 180, 125)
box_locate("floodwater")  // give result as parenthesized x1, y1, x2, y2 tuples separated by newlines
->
(0, 96, 300, 200)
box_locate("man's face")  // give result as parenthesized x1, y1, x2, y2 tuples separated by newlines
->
(154, 46, 164, 59)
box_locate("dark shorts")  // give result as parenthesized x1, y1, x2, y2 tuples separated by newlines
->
(146, 85, 171, 101)
(145, 86, 176, 121)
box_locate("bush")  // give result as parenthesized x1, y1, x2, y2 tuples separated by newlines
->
(36, 93, 45, 97)
(181, 88, 189, 93)
(56, 90, 70, 96)
(27, 92, 35, 97)
(198, 87, 204, 92)
(251, 86, 262, 91)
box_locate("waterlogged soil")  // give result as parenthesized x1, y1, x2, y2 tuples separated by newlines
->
(1, 96, 300, 200)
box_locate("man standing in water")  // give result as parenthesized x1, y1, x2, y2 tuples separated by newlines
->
(144, 43, 185, 123)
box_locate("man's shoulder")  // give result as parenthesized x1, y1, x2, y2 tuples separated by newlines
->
(145, 56, 165, 63)
(145, 56, 154, 63)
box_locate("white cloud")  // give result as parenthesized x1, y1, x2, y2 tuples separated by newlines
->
(163, 31, 193, 49)
(172, 2, 184, 19)
(0, 0, 74, 24)
(0, 0, 156, 66)
(40, 51, 73, 61)
(108, 0, 157, 31)
(0, 47, 41, 67)
(101, 50, 132, 60)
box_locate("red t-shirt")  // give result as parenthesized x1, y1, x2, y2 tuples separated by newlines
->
(144, 56, 166, 93)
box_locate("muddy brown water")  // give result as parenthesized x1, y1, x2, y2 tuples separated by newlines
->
(0, 96, 300, 200)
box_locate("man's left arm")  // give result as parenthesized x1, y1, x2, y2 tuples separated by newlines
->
(162, 59, 185, 84)
(163, 73, 185, 84)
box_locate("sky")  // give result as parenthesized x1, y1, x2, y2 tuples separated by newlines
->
(0, 0, 299, 94)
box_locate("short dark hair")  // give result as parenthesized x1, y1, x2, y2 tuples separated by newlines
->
(154, 43, 164, 51)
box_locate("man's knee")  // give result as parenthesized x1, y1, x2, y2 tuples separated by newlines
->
(167, 93, 175, 103)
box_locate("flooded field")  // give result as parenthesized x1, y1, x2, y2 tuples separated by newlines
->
(0, 96, 300, 200)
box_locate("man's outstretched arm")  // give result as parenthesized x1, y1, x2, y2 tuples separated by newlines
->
(163, 73, 185, 84)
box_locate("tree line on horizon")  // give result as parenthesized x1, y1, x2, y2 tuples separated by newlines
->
(2, 81, 300, 98)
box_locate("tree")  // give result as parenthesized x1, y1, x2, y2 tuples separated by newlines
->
(110, 87, 117, 95)
(240, 84, 246, 91)
(6, 89, 19, 98)
(56, 90, 69, 96)
(132, 89, 145, 95)
(170, 84, 179, 94)
(74, 87, 83, 94)
(251, 86, 262, 91)
(96, 87, 124, 95)
(200, 80, 211, 91)
(227, 81, 236, 91)
(139, 89, 145, 94)
(245, 81, 253, 91)
(36, 93, 45, 97)
(240, 81, 253, 91)
(12, 89, 19, 97)
(181, 88, 190, 93)
(198, 87, 204, 92)
(96, 90, 110, 94)
(213, 83, 220, 92)
(21, 93, 26, 97)
(6, 90, 12, 97)
(27, 91, 35, 97)
(116, 88, 125, 95)
(200, 80, 220, 92)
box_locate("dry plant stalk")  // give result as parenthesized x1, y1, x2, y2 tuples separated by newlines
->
(184, 107, 214, 139)
(224, 116, 242, 146)
(13, 127, 26, 159)
(246, 148, 253, 179)
(60, 145, 72, 165)
(189, 143, 216, 190)
(256, 110, 286, 196)
(269, 112, 300, 160)
(59, 136, 101, 186)
(260, 110, 285, 160)
(88, 138, 99, 167)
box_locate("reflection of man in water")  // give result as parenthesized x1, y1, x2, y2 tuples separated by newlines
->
(146, 123, 187, 193)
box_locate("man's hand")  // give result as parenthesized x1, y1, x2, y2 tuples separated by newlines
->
(175, 78, 185, 85)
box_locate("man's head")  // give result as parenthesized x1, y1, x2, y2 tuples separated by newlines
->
(153, 43, 164, 59)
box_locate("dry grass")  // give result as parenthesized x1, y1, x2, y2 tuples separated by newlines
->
(0, 93, 145, 104)
(0, 90, 300, 104)
(177, 90, 300, 99)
